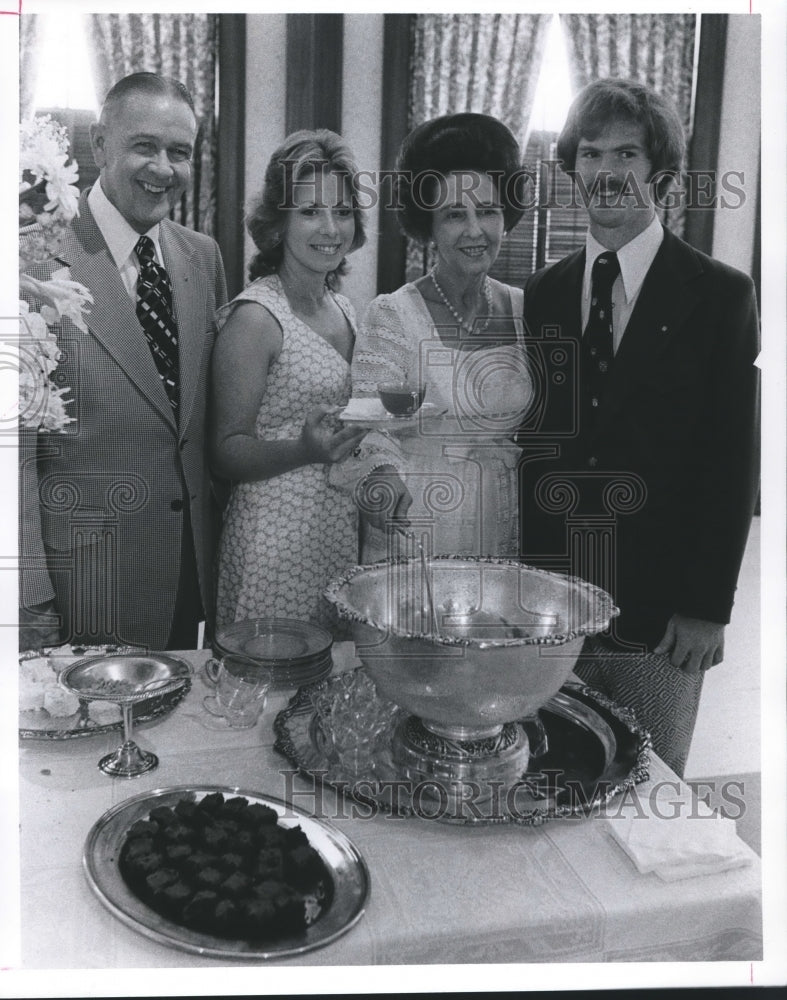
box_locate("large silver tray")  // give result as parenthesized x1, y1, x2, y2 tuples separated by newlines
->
(83, 785, 370, 960)
(19, 645, 191, 741)
(274, 671, 651, 826)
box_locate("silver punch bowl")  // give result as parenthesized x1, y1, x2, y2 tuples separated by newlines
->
(325, 557, 619, 795)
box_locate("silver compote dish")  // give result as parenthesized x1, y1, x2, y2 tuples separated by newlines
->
(323, 556, 622, 814)
(59, 653, 191, 777)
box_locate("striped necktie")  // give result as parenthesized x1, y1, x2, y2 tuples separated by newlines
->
(581, 251, 620, 425)
(135, 234, 179, 412)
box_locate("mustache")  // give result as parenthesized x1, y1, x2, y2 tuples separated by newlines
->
(587, 178, 626, 198)
(573, 170, 653, 206)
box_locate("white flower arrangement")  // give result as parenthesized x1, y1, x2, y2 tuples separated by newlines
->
(18, 115, 93, 432)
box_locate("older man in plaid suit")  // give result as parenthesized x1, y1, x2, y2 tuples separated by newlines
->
(20, 72, 227, 651)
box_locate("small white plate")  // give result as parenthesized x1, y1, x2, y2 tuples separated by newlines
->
(339, 398, 446, 429)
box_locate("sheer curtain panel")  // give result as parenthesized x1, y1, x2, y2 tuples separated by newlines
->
(560, 13, 696, 235)
(19, 14, 41, 121)
(87, 13, 219, 235)
(406, 13, 550, 280)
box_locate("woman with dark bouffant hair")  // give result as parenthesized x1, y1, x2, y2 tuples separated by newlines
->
(336, 113, 534, 562)
(210, 129, 367, 633)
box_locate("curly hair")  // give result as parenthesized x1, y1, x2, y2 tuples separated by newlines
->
(246, 129, 366, 288)
(557, 78, 686, 198)
(394, 113, 526, 244)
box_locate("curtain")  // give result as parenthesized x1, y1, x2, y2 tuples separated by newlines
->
(406, 13, 550, 280)
(87, 14, 219, 235)
(19, 14, 41, 120)
(560, 13, 696, 235)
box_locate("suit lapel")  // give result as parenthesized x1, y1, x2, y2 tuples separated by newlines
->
(160, 222, 208, 436)
(528, 249, 584, 338)
(600, 230, 703, 419)
(563, 251, 584, 335)
(64, 195, 177, 430)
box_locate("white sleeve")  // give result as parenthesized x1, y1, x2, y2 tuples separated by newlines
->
(329, 294, 415, 492)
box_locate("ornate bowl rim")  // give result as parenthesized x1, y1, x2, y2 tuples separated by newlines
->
(324, 555, 619, 650)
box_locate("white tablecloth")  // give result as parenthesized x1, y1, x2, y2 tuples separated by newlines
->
(17, 645, 762, 970)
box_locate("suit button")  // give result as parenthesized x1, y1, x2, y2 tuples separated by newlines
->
(588, 456, 598, 468)
(170, 499, 184, 512)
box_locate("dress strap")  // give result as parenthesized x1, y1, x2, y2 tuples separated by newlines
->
(330, 288, 358, 335)
(214, 274, 286, 333)
(507, 285, 526, 343)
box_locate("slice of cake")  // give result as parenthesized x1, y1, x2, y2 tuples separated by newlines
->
(42, 685, 80, 718)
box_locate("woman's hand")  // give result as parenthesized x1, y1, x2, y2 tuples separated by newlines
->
(299, 405, 368, 465)
(356, 464, 413, 532)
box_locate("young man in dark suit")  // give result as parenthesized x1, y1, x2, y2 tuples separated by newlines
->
(20, 73, 227, 651)
(519, 78, 760, 774)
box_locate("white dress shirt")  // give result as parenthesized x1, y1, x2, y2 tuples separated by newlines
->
(581, 215, 664, 353)
(87, 180, 165, 299)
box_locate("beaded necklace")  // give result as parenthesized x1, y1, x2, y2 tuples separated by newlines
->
(429, 267, 492, 335)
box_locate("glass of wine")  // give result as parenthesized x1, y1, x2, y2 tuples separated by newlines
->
(377, 380, 427, 418)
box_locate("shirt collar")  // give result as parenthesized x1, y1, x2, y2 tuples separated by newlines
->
(583, 215, 664, 304)
(87, 179, 163, 268)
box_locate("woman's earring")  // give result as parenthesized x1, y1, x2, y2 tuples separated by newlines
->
(272, 233, 281, 246)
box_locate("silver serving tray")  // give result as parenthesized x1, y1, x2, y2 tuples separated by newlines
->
(19, 646, 191, 741)
(274, 672, 651, 826)
(83, 785, 370, 960)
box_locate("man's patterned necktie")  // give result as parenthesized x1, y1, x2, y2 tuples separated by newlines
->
(135, 234, 179, 412)
(581, 250, 620, 427)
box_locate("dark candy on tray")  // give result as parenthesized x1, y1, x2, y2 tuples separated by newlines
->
(118, 793, 330, 939)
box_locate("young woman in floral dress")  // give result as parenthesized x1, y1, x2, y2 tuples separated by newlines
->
(210, 130, 367, 634)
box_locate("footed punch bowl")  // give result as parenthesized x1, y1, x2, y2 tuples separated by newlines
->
(325, 557, 619, 797)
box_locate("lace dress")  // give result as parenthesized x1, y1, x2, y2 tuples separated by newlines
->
(215, 274, 359, 634)
(333, 282, 532, 561)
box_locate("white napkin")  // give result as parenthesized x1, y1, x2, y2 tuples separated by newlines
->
(605, 800, 752, 881)
(339, 397, 388, 422)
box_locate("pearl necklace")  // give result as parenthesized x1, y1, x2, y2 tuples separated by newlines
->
(429, 267, 492, 335)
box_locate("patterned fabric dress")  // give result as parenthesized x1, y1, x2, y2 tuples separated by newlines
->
(332, 282, 533, 561)
(215, 274, 359, 635)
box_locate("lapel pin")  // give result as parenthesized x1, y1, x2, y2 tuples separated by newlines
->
(660, 325, 668, 332)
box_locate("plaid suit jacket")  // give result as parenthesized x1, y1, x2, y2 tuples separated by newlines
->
(20, 191, 227, 648)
